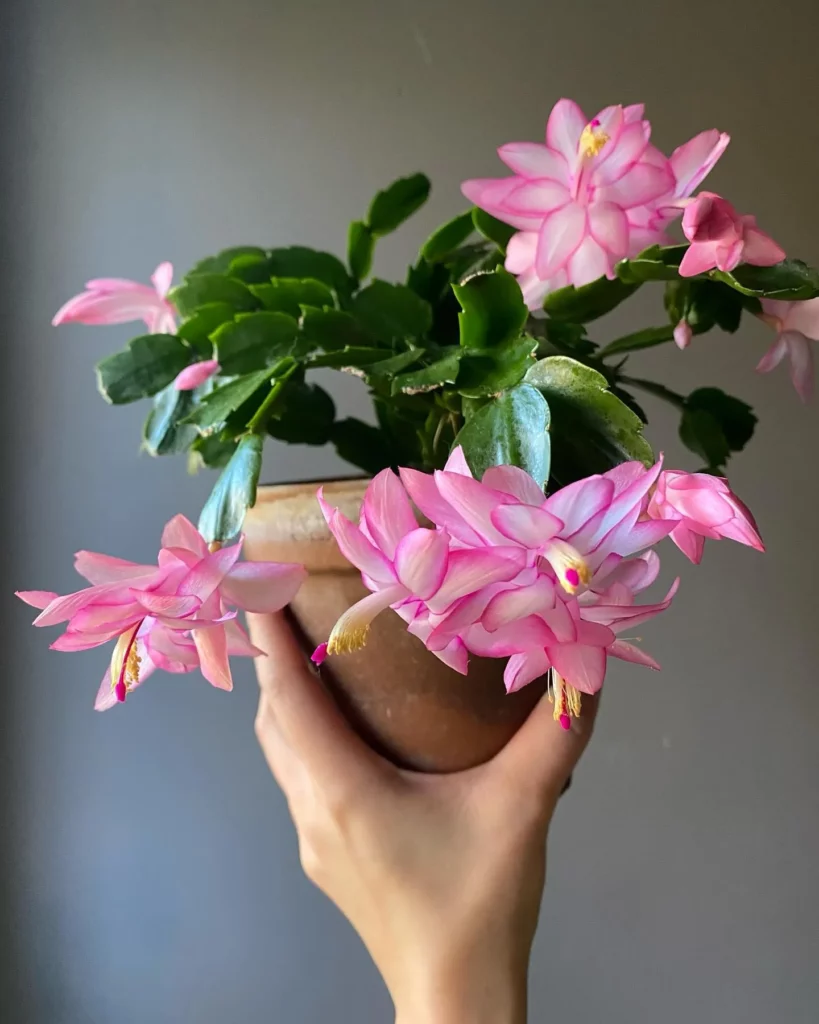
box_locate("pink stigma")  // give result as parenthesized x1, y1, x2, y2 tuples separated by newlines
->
(590, 118, 600, 127)
(559, 713, 571, 730)
(115, 680, 127, 703)
(565, 568, 580, 587)
(311, 642, 328, 666)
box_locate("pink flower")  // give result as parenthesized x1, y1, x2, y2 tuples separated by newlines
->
(17, 514, 305, 709)
(673, 320, 693, 350)
(756, 297, 819, 402)
(626, 129, 731, 250)
(173, 359, 221, 391)
(646, 470, 764, 564)
(679, 193, 785, 278)
(314, 464, 527, 673)
(52, 261, 177, 334)
(462, 99, 675, 303)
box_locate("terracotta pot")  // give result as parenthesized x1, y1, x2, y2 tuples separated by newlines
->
(242, 479, 546, 773)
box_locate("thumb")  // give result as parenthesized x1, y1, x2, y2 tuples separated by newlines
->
(493, 689, 599, 805)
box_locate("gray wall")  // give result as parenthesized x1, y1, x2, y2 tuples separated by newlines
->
(5, 1, 819, 1021)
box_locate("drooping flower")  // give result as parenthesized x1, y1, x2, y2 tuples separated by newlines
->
(52, 261, 177, 334)
(646, 470, 764, 564)
(756, 297, 819, 402)
(462, 99, 675, 303)
(314, 465, 527, 671)
(17, 514, 305, 709)
(679, 193, 785, 278)
(173, 359, 221, 391)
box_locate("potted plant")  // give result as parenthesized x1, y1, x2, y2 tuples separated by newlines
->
(19, 97, 819, 771)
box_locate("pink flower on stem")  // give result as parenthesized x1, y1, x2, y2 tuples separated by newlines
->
(679, 193, 785, 277)
(17, 514, 306, 709)
(52, 262, 177, 334)
(756, 297, 819, 402)
(646, 470, 764, 564)
(462, 99, 675, 304)
(173, 359, 221, 391)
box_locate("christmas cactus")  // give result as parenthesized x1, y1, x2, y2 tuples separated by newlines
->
(19, 97, 819, 718)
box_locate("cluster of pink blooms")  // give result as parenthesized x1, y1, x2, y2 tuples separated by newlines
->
(17, 516, 305, 709)
(313, 448, 762, 728)
(462, 98, 789, 309)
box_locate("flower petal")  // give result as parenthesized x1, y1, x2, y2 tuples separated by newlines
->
(398, 468, 484, 547)
(670, 130, 730, 198)
(548, 643, 607, 694)
(362, 469, 418, 559)
(482, 575, 556, 630)
(504, 650, 551, 693)
(481, 465, 545, 505)
(173, 360, 220, 391)
(546, 98, 587, 163)
(756, 334, 789, 374)
(566, 236, 612, 287)
(598, 160, 675, 208)
(16, 590, 59, 609)
(151, 261, 174, 298)
(393, 528, 450, 600)
(505, 232, 539, 274)
(535, 204, 587, 278)
(609, 639, 661, 670)
(588, 201, 628, 258)
(434, 471, 517, 545)
(505, 179, 570, 215)
(178, 542, 243, 602)
(498, 142, 568, 181)
(220, 561, 307, 612)
(161, 514, 208, 557)
(742, 227, 786, 267)
(73, 551, 157, 585)
(193, 624, 233, 690)
(491, 503, 563, 547)
(785, 332, 814, 402)
(443, 445, 473, 476)
(425, 548, 526, 615)
(318, 491, 397, 583)
(594, 121, 650, 185)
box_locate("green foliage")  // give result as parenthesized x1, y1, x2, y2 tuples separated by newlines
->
(393, 350, 463, 394)
(189, 433, 238, 470)
(142, 383, 198, 456)
(453, 269, 527, 350)
(181, 366, 280, 432)
(176, 302, 236, 356)
(267, 381, 336, 446)
(96, 335, 192, 404)
(170, 274, 258, 318)
(421, 211, 475, 262)
(679, 387, 757, 470)
(267, 247, 353, 305)
(525, 356, 653, 485)
(367, 173, 431, 235)
(211, 311, 298, 374)
(543, 276, 638, 323)
(351, 280, 432, 342)
(471, 208, 515, 250)
(189, 247, 267, 275)
(299, 307, 373, 351)
(198, 434, 263, 543)
(458, 336, 538, 399)
(348, 220, 375, 280)
(331, 418, 394, 475)
(250, 278, 335, 316)
(456, 384, 551, 488)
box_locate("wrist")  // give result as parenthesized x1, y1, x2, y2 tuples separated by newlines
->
(393, 955, 528, 1024)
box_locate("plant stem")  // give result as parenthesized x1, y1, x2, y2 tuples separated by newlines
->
(597, 324, 676, 359)
(247, 361, 298, 433)
(619, 374, 686, 409)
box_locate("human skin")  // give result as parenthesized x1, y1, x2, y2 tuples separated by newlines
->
(249, 611, 597, 1024)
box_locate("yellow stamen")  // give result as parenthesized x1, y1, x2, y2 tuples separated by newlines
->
(327, 621, 370, 656)
(549, 670, 582, 724)
(579, 120, 609, 159)
(110, 623, 141, 693)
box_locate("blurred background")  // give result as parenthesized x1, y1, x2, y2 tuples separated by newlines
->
(3, 0, 819, 1020)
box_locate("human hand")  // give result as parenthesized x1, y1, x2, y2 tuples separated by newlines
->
(249, 612, 597, 1024)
